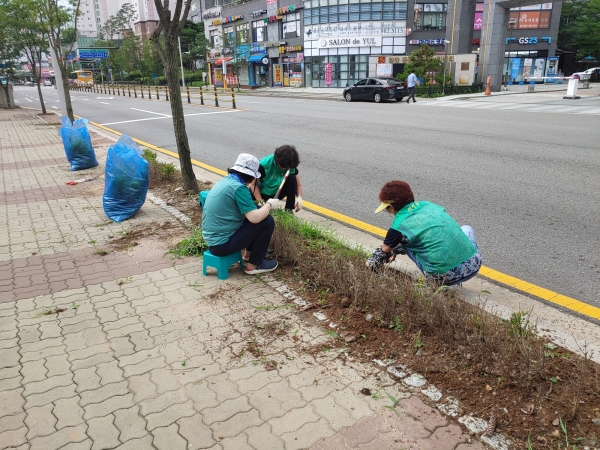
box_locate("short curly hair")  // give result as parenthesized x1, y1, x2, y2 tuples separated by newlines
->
(379, 181, 414, 211)
(274, 145, 300, 169)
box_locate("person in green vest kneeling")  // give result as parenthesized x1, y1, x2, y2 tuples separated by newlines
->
(253, 145, 303, 213)
(202, 154, 279, 275)
(367, 180, 482, 286)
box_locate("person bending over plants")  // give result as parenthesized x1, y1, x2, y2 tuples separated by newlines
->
(366, 180, 482, 286)
(252, 144, 303, 213)
(201, 154, 279, 275)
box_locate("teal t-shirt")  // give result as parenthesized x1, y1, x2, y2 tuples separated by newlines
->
(201, 175, 257, 246)
(259, 154, 297, 197)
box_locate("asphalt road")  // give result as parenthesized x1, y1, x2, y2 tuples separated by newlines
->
(13, 85, 600, 306)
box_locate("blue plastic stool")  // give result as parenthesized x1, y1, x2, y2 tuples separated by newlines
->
(202, 250, 245, 280)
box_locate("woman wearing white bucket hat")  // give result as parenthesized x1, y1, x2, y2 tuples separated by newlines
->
(202, 153, 279, 274)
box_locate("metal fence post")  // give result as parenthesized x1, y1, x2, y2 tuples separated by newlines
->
(148, 86, 151, 99)
(133, 85, 137, 98)
(187, 86, 191, 104)
(156, 86, 159, 100)
(214, 86, 219, 107)
(200, 87, 204, 105)
(165, 86, 169, 101)
(231, 87, 236, 109)
(128, 85, 131, 97)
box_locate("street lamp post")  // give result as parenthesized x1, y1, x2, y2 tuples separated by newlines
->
(442, 39, 450, 94)
(504, 18, 518, 90)
(178, 36, 186, 88)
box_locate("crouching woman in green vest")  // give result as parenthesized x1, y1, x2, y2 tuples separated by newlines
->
(202, 154, 280, 275)
(367, 180, 482, 286)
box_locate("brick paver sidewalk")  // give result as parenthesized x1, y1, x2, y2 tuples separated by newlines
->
(0, 108, 487, 450)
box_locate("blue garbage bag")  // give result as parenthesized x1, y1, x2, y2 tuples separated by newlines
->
(103, 135, 149, 223)
(59, 116, 98, 171)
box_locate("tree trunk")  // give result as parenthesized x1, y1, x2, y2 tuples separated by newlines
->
(54, 50, 75, 122)
(164, 38, 199, 192)
(31, 57, 47, 114)
(0, 85, 12, 109)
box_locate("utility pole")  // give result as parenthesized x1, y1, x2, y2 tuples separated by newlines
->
(504, 18, 518, 90)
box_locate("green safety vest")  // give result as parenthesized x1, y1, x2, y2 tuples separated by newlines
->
(391, 201, 476, 274)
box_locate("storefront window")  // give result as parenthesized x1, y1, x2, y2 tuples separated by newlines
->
(223, 26, 234, 42)
(413, 3, 447, 30)
(282, 12, 301, 38)
(306, 54, 369, 87)
(304, 2, 406, 24)
(210, 29, 221, 47)
(236, 23, 250, 43)
(252, 20, 267, 41)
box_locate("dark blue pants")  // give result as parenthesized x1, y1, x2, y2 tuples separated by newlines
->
(261, 174, 297, 211)
(209, 215, 275, 266)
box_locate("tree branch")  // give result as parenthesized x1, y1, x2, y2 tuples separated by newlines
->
(176, 0, 193, 35)
(65, 0, 81, 56)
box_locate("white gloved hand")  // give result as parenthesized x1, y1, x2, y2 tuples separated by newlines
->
(266, 198, 279, 209)
(295, 196, 303, 212)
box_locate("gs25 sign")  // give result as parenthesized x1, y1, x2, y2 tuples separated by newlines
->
(518, 36, 538, 44)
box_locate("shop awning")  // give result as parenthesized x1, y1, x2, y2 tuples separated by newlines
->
(248, 54, 267, 63)
(214, 57, 233, 64)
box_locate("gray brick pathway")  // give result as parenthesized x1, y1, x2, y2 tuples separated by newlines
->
(0, 109, 487, 450)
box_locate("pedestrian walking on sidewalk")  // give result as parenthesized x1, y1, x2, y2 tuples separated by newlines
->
(366, 180, 482, 285)
(201, 153, 279, 275)
(253, 145, 303, 213)
(406, 70, 420, 103)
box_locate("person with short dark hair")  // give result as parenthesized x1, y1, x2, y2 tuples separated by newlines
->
(202, 153, 279, 275)
(367, 180, 482, 285)
(252, 145, 303, 212)
(406, 69, 420, 103)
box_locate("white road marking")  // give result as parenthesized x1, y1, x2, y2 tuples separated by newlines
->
(100, 102, 110, 105)
(100, 109, 239, 126)
(96, 97, 115, 99)
(52, 106, 58, 109)
(25, 98, 32, 102)
(54, 100, 59, 102)
(130, 107, 171, 117)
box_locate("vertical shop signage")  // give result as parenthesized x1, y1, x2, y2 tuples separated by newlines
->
(325, 63, 333, 87)
(510, 58, 521, 81)
(273, 64, 283, 86)
(214, 68, 224, 86)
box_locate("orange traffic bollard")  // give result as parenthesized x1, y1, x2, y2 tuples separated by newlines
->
(484, 76, 491, 96)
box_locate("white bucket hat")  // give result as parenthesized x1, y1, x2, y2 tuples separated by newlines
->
(231, 153, 261, 179)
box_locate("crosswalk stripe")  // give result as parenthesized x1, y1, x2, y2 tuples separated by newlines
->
(422, 100, 600, 115)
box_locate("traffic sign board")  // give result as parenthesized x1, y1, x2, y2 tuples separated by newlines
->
(79, 49, 108, 59)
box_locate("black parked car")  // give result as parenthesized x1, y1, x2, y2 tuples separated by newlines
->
(343, 77, 407, 103)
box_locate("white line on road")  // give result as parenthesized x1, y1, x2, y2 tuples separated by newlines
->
(100, 109, 239, 126)
(100, 102, 110, 105)
(130, 107, 171, 117)
(25, 98, 32, 102)
(54, 100, 59, 102)
(96, 97, 115, 100)
(52, 106, 58, 109)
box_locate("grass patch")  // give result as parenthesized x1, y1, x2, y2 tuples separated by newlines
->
(270, 210, 600, 399)
(142, 149, 177, 188)
(168, 228, 208, 258)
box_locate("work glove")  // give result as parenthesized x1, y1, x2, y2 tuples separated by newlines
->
(266, 198, 279, 209)
(295, 196, 303, 212)
(366, 247, 393, 272)
(392, 244, 406, 255)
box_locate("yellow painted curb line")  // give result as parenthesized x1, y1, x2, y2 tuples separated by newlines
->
(87, 119, 600, 322)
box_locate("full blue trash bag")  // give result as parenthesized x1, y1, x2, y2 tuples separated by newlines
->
(103, 135, 149, 223)
(59, 116, 98, 171)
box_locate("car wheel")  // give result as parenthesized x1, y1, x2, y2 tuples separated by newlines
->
(374, 92, 382, 103)
(345, 92, 353, 102)
(396, 97, 404, 102)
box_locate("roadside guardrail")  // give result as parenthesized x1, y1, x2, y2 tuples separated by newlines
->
(69, 84, 237, 109)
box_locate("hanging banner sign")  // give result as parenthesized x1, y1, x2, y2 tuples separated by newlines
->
(325, 63, 333, 86)
(273, 64, 283, 86)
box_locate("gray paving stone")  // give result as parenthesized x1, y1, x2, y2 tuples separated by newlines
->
(73, 367, 101, 393)
(127, 373, 157, 402)
(108, 336, 136, 358)
(64, 332, 89, 352)
(0, 365, 21, 382)
(71, 352, 115, 371)
(0, 337, 18, 350)
(82, 327, 107, 347)
(113, 435, 154, 449)
(53, 396, 85, 429)
(28, 423, 88, 450)
(128, 329, 154, 352)
(118, 348, 160, 368)
(95, 360, 125, 386)
(211, 409, 263, 440)
(2, 375, 23, 391)
(270, 405, 321, 436)
(0, 347, 21, 368)
(87, 415, 121, 450)
(123, 357, 166, 378)
(152, 423, 188, 450)
(205, 374, 240, 402)
(219, 434, 253, 450)
(80, 380, 130, 407)
(177, 415, 216, 450)
(280, 419, 335, 450)
(68, 343, 113, 363)
(45, 354, 72, 377)
(23, 374, 73, 397)
(149, 368, 180, 395)
(20, 345, 65, 363)
(311, 396, 356, 432)
(25, 385, 77, 410)
(140, 390, 187, 416)
(236, 370, 282, 394)
(17, 324, 41, 344)
(245, 423, 285, 450)
(113, 405, 148, 442)
(39, 321, 63, 339)
(60, 439, 93, 449)
(0, 426, 28, 449)
(62, 319, 99, 336)
(145, 400, 196, 431)
(25, 403, 57, 439)
(201, 396, 252, 425)
(83, 393, 135, 420)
